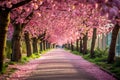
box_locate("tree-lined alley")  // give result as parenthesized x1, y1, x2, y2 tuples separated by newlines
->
(0, 0, 120, 77)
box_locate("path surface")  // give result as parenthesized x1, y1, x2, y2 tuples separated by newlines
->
(8, 49, 116, 80)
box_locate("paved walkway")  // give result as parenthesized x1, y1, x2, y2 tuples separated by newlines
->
(8, 49, 117, 80)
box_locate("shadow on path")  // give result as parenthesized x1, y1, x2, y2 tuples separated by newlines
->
(26, 49, 96, 80)
(8, 49, 116, 80)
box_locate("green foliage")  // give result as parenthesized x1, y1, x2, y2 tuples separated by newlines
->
(20, 56, 30, 63)
(7, 61, 16, 65)
(94, 47, 109, 57)
(31, 53, 40, 59)
(20, 53, 40, 64)
(72, 51, 80, 55)
(41, 49, 51, 54)
(0, 63, 8, 74)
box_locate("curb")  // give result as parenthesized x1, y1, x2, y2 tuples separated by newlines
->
(99, 66, 120, 80)
(90, 62, 120, 80)
(81, 56, 120, 80)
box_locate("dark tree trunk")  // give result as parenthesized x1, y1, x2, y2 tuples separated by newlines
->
(53, 44, 56, 48)
(79, 38, 83, 53)
(0, 10, 10, 71)
(43, 40, 46, 50)
(47, 43, 50, 49)
(83, 33, 88, 54)
(50, 44, 52, 49)
(32, 37, 38, 53)
(76, 39, 79, 51)
(90, 28, 97, 58)
(24, 32, 32, 57)
(71, 42, 74, 51)
(40, 41, 43, 52)
(11, 24, 22, 62)
(46, 41, 49, 49)
(108, 24, 120, 63)
(68, 43, 70, 49)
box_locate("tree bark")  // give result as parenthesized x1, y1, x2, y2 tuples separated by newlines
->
(79, 38, 83, 53)
(76, 39, 79, 51)
(40, 41, 43, 52)
(71, 42, 74, 51)
(32, 37, 38, 53)
(53, 44, 55, 48)
(47, 43, 50, 49)
(11, 23, 22, 62)
(0, 10, 10, 71)
(24, 32, 33, 57)
(108, 24, 120, 63)
(46, 41, 48, 49)
(43, 40, 46, 50)
(90, 28, 97, 58)
(83, 32, 88, 54)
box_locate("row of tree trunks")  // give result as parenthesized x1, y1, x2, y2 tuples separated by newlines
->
(0, 10, 10, 71)
(24, 32, 33, 57)
(0, 0, 36, 72)
(39, 40, 53, 52)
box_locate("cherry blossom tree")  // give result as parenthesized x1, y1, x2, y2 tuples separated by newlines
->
(0, 0, 32, 71)
(0, 0, 42, 71)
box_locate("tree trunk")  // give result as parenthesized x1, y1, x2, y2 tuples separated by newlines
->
(90, 28, 97, 58)
(47, 43, 50, 49)
(32, 37, 38, 53)
(43, 40, 46, 50)
(24, 32, 32, 57)
(53, 44, 55, 48)
(71, 42, 74, 51)
(40, 41, 43, 52)
(83, 33, 88, 54)
(11, 24, 22, 62)
(0, 10, 10, 71)
(46, 41, 48, 49)
(108, 24, 120, 63)
(79, 38, 83, 53)
(76, 39, 79, 51)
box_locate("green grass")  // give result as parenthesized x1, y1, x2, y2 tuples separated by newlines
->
(0, 64, 8, 74)
(1, 40, 52, 75)
(71, 48, 120, 79)
(1, 47, 50, 75)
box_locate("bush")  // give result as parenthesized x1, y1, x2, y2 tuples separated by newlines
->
(72, 51, 80, 55)
(94, 47, 109, 58)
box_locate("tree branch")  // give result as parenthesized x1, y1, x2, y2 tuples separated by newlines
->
(10, 0, 32, 10)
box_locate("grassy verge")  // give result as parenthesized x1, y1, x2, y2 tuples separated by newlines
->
(71, 48, 120, 79)
(0, 49, 51, 75)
